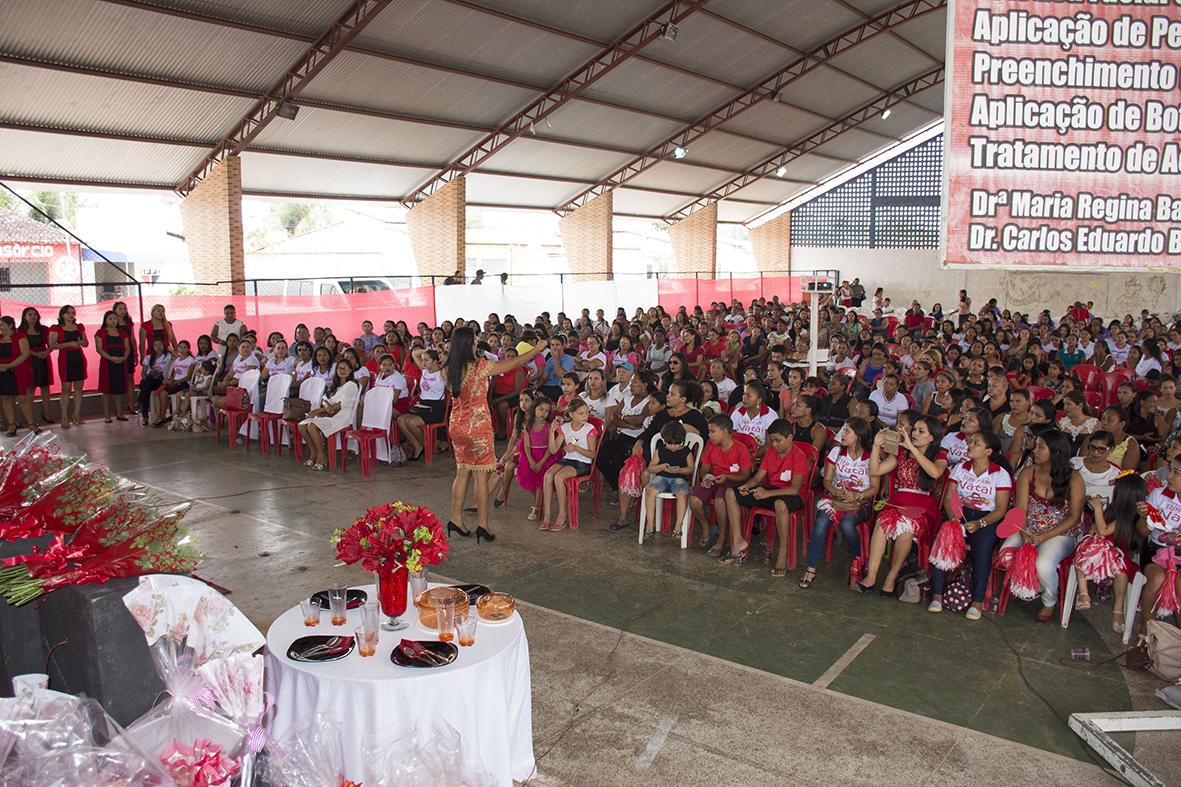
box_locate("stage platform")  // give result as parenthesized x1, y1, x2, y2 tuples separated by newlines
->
(15, 422, 1179, 786)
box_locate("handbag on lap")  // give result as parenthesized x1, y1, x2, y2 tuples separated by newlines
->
(282, 396, 311, 422)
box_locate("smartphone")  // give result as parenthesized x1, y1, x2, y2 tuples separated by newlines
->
(881, 429, 900, 455)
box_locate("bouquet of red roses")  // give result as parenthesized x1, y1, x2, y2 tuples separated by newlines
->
(332, 502, 448, 574)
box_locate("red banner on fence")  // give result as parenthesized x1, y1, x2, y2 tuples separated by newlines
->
(943, 0, 1181, 270)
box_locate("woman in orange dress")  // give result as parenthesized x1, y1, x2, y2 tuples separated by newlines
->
(444, 327, 545, 543)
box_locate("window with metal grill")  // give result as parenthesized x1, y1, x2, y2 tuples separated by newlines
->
(791, 135, 942, 248)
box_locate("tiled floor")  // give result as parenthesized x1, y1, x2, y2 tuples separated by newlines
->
(24, 421, 1180, 785)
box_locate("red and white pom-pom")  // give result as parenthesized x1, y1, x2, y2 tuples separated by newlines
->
(929, 519, 966, 571)
(1074, 534, 1121, 583)
(1153, 547, 1179, 617)
(1007, 543, 1041, 601)
(618, 454, 644, 498)
(1145, 474, 1164, 494)
(947, 487, 964, 520)
(878, 506, 924, 541)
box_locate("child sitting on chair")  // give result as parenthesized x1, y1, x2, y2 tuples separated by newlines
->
(643, 420, 694, 540)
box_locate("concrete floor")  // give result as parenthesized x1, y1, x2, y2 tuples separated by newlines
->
(22, 420, 1181, 786)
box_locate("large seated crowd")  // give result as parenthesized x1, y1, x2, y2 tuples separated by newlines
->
(1, 281, 1179, 639)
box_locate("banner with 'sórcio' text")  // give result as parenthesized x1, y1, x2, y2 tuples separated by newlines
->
(943, 0, 1181, 270)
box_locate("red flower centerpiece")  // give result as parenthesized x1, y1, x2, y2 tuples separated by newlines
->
(331, 502, 448, 631)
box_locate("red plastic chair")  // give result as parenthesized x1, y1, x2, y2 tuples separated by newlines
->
(1070, 363, 1104, 392)
(988, 548, 1073, 617)
(1102, 372, 1129, 406)
(741, 442, 819, 570)
(214, 387, 250, 447)
(1026, 385, 1054, 402)
(1084, 390, 1104, 413)
(563, 417, 605, 530)
(422, 393, 453, 465)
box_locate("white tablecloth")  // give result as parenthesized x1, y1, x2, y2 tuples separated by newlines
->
(264, 584, 534, 785)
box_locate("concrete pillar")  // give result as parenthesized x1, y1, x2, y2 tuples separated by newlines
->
(750, 212, 790, 273)
(179, 156, 244, 295)
(407, 176, 466, 283)
(559, 191, 612, 281)
(668, 202, 716, 276)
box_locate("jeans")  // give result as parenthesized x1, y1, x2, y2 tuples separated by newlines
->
(1000, 532, 1077, 606)
(806, 505, 870, 569)
(930, 508, 996, 602)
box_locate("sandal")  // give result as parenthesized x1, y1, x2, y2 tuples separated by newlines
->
(671, 529, 682, 540)
(798, 568, 817, 589)
(538, 521, 552, 532)
(1035, 605, 1055, 623)
(5, 427, 16, 437)
(771, 565, 787, 578)
(1113, 610, 1126, 634)
(549, 521, 568, 532)
(723, 547, 749, 565)
(31, 426, 42, 435)
(706, 545, 724, 558)
(527, 506, 540, 521)
(105, 418, 113, 424)
(311, 463, 325, 472)
(116, 415, 128, 422)
(1075, 594, 1092, 612)
(304, 459, 316, 467)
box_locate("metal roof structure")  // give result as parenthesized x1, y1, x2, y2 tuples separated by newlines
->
(0, 0, 947, 224)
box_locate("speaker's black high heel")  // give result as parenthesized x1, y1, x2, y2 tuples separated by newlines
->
(476, 526, 495, 544)
(447, 521, 471, 538)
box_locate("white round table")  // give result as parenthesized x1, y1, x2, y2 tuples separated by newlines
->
(264, 584, 534, 785)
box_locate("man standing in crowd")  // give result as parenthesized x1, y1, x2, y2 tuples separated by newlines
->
(356, 320, 379, 356)
(471, 269, 486, 285)
(210, 304, 247, 347)
(849, 278, 866, 307)
(442, 269, 461, 285)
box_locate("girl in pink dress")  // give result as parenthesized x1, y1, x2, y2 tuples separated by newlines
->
(516, 396, 559, 521)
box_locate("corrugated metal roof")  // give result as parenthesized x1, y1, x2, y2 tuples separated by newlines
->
(481, 139, 633, 182)
(717, 101, 831, 148)
(0, 61, 252, 142)
(716, 200, 766, 224)
(774, 68, 881, 120)
(709, 0, 863, 52)
(627, 161, 733, 194)
(355, 0, 596, 86)
(299, 51, 538, 127)
(580, 59, 740, 121)
(470, 0, 667, 43)
(809, 128, 889, 162)
(0, 126, 202, 185)
(726, 176, 812, 205)
(464, 173, 583, 207)
(239, 151, 431, 198)
(159, 0, 351, 37)
(0, 0, 947, 223)
(644, 13, 788, 88)
(679, 130, 783, 173)
(612, 187, 693, 217)
(248, 105, 484, 165)
(0, 0, 304, 94)
(545, 100, 684, 151)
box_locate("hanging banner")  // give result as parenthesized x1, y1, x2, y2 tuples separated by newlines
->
(942, 0, 1181, 270)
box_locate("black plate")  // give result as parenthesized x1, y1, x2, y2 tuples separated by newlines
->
(390, 640, 458, 668)
(287, 635, 355, 663)
(311, 589, 368, 610)
(452, 584, 491, 604)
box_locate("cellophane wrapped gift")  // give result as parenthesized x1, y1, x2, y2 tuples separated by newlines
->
(361, 718, 494, 787)
(263, 714, 347, 787)
(197, 653, 267, 787)
(0, 687, 167, 784)
(108, 637, 244, 782)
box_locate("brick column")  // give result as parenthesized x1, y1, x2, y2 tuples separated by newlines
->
(559, 191, 612, 281)
(179, 156, 244, 295)
(407, 176, 466, 283)
(750, 212, 790, 272)
(668, 202, 717, 276)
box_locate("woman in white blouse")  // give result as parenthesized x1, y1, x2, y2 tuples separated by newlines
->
(158, 339, 197, 428)
(582, 368, 611, 421)
(138, 337, 173, 426)
(299, 360, 360, 471)
(260, 339, 295, 381)
(574, 334, 607, 382)
(311, 346, 334, 383)
(1136, 338, 1164, 379)
(291, 341, 316, 392)
(209, 338, 261, 414)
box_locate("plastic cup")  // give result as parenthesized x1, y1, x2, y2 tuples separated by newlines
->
(360, 601, 380, 635)
(11, 673, 48, 698)
(328, 585, 348, 626)
(456, 613, 477, 647)
(435, 598, 456, 643)
(409, 570, 429, 604)
(355, 626, 377, 657)
(300, 598, 322, 627)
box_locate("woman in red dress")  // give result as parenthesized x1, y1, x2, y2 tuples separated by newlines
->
(113, 301, 136, 417)
(18, 307, 53, 425)
(47, 305, 88, 428)
(443, 327, 545, 543)
(0, 317, 38, 435)
(96, 310, 131, 423)
(138, 304, 177, 359)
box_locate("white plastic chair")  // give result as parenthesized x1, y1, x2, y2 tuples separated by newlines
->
(347, 386, 395, 463)
(638, 431, 704, 549)
(1062, 564, 1149, 644)
(282, 377, 327, 448)
(237, 369, 269, 439)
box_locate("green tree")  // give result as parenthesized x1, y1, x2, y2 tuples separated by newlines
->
(272, 202, 335, 237)
(26, 191, 81, 225)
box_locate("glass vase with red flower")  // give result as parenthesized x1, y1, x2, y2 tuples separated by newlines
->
(375, 563, 409, 631)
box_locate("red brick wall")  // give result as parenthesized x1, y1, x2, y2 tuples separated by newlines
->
(668, 202, 717, 275)
(558, 191, 612, 282)
(407, 176, 466, 280)
(750, 212, 790, 272)
(178, 156, 244, 295)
